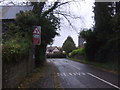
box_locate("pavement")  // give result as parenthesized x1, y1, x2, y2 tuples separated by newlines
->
(29, 62, 55, 88)
(47, 58, 120, 89)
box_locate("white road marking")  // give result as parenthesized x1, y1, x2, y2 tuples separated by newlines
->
(75, 72, 81, 76)
(69, 73, 73, 76)
(73, 73, 77, 75)
(81, 72, 86, 75)
(57, 73, 60, 76)
(57, 73, 63, 76)
(57, 72, 88, 76)
(63, 73, 67, 76)
(60, 74, 64, 76)
(87, 73, 120, 89)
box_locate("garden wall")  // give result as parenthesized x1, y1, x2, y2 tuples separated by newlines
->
(2, 46, 35, 88)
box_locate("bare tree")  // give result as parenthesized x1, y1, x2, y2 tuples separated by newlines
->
(0, 0, 84, 32)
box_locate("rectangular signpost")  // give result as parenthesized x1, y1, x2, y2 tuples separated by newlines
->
(32, 26, 41, 45)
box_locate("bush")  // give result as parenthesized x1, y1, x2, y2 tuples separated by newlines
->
(2, 21, 32, 64)
(69, 48, 85, 57)
(2, 37, 31, 63)
(47, 52, 66, 58)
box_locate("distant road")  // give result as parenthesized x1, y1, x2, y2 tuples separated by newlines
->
(47, 59, 119, 89)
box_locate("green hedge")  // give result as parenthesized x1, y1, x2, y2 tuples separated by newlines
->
(2, 37, 31, 63)
(47, 52, 66, 58)
(69, 48, 85, 57)
(2, 22, 32, 64)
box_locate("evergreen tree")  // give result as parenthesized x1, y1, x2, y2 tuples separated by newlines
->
(94, 2, 113, 41)
(83, 2, 117, 62)
(116, 2, 120, 13)
(62, 36, 76, 55)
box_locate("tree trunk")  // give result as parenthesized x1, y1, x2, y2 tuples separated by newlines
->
(35, 44, 47, 67)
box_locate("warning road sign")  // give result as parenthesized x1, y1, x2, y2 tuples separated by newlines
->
(32, 26, 41, 45)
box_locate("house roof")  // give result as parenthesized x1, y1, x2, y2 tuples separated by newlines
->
(53, 48, 59, 52)
(46, 46, 60, 52)
(0, 6, 33, 19)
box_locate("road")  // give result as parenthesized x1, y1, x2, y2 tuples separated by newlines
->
(47, 58, 120, 89)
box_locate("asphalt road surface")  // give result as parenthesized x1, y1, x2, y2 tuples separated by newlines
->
(47, 58, 120, 89)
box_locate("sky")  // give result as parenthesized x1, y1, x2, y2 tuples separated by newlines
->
(52, 0, 94, 47)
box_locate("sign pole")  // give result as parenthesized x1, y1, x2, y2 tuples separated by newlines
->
(32, 26, 41, 60)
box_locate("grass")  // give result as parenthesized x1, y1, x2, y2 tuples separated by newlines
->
(67, 58, 120, 75)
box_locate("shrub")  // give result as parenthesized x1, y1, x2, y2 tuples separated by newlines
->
(2, 21, 32, 64)
(2, 37, 31, 63)
(69, 48, 85, 57)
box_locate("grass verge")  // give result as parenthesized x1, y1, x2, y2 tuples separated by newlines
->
(18, 63, 47, 88)
(67, 58, 120, 75)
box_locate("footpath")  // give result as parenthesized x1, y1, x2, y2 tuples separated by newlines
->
(18, 61, 62, 88)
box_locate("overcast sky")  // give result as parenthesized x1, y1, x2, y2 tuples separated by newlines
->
(52, 0, 94, 47)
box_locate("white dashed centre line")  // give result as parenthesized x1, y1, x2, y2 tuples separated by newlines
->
(87, 73, 120, 89)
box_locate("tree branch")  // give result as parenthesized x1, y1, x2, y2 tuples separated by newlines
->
(54, 12, 82, 19)
(41, 1, 73, 17)
(41, 2, 59, 17)
(60, 13, 78, 33)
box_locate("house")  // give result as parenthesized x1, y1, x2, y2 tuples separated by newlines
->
(0, 6, 33, 20)
(1, 6, 33, 33)
(78, 35, 85, 47)
(46, 46, 61, 54)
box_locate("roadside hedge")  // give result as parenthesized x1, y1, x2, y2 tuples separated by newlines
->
(69, 48, 85, 57)
(2, 37, 31, 63)
(2, 23, 31, 63)
(47, 52, 66, 58)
